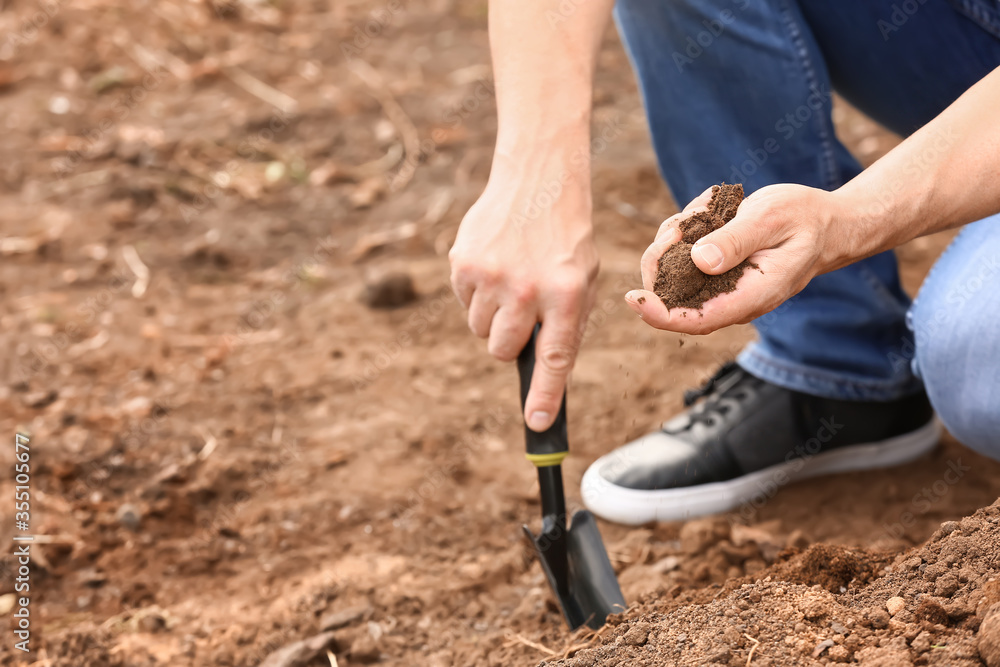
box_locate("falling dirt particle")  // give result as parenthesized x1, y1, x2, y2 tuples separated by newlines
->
(886, 596, 905, 616)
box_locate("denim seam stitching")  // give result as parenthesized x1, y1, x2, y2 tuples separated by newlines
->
(777, 0, 839, 191)
(949, 0, 1000, 40)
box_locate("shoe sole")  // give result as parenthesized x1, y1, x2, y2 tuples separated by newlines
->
(581, 419, 941, 525)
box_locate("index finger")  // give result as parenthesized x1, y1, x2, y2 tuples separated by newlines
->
(524, 313, 581, 432)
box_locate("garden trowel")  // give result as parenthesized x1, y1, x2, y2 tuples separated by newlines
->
(517, 325, 626, 630)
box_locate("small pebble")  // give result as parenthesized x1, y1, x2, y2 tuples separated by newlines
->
(886, 596, 906, 616)
(138, 612, 166, 633)
(116, 503, 142, 531)
(812, 638, 835, 658)
(868, 608, 890, 629)
(361, 271, 417, 309)
(623, 623, 650, 646)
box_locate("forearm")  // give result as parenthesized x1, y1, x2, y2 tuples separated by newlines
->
(488, 0, 615, 175)
(836, 65, 1000, 267)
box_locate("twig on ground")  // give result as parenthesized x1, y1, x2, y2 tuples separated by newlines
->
(509, 634, 557, 657)
(223, 66, 299, 115)
(113, 36, 192, 81)
(348, 59, 421, 191)
(68, 330, 109, 358)
(420, 187, 454, 227)
(122, 245, 150, 298)
(326, 650, 338, 667)
(744, 633, 760, 666)
(349, 222, 418, 261)
(561, 640, 596, 659)
(196, 426, 218, 461)
(558, 624, 610, 659)
(352, 144, 405, 180)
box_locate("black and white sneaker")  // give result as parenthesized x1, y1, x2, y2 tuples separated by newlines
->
(581, 363, 940, 525)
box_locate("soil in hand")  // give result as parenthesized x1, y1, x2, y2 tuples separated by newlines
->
(653, 183, 756, 310)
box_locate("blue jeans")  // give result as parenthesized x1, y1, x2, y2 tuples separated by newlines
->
(615, 0, 1000, 455)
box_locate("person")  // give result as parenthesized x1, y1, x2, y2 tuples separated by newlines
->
(448, 0, 1000, 525)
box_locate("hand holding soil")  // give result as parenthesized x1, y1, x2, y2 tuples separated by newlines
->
(625, 182, 847, 334)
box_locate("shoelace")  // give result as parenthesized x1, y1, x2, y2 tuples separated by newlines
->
(683, 361, 740, 407)
(674, 362, 756, 430)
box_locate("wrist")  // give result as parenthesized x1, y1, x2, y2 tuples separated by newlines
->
(824, 185, 894, 271)
(494, 115, 591, 163)
(489, 139, 593, 205)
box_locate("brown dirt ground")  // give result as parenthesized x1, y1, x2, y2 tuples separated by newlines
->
(0, 1, 997, 666)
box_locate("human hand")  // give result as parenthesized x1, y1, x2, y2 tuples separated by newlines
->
(624, 183, 851, 334)
(450, 162, 600, 431)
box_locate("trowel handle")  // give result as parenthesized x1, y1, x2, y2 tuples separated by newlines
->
(517, 324, 569, 467)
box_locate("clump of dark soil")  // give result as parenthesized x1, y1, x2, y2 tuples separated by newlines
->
(767, 543, 889, 594)
(653, 183, 756, 310)
(548, 500, 1000, 667)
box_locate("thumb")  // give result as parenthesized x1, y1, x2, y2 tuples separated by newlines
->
(691, 215, 772, 275)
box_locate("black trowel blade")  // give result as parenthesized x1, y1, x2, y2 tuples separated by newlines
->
(523, 509, 627, 630)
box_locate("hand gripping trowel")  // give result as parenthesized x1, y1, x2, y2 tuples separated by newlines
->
(517, 325, 626, 630)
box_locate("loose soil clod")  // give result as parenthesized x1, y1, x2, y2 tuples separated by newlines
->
(653, 183, 757, 310)
(548, 500, 1000, 667)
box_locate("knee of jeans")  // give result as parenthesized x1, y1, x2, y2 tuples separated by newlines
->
(915, 318, 1000, 460)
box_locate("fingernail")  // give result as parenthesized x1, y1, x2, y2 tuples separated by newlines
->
(624, 290, 642, 304)
(693, 243, 724, 270)
(528, 411, 550, 431)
